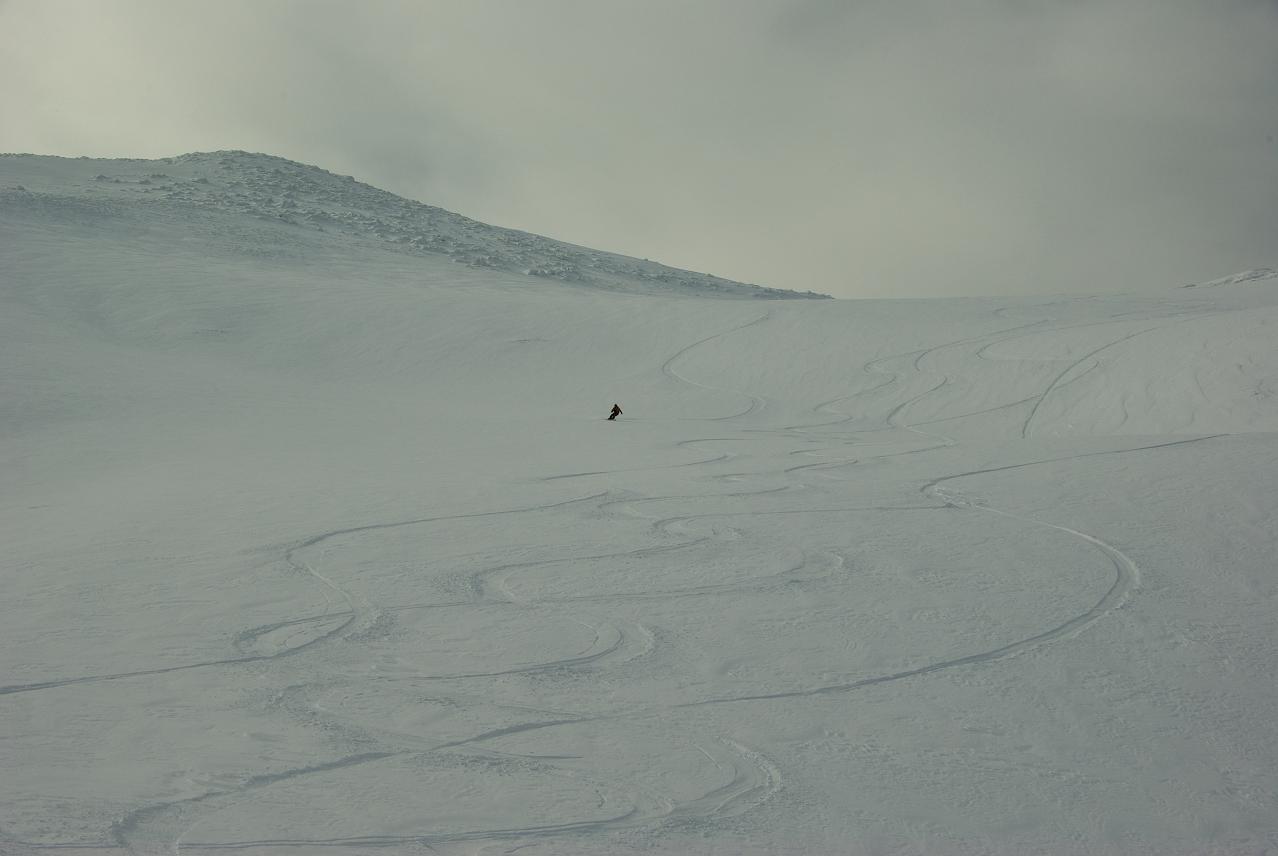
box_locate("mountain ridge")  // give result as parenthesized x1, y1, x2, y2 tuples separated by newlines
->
(0, 150, 830, 299)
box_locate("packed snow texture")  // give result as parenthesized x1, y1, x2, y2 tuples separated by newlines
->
(1, 154, 1276, 855)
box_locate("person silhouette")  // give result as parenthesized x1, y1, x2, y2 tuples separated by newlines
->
(607, 403, 623, 421)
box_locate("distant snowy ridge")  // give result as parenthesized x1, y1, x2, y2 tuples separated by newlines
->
(1183, 267, 1277, 288)
(0, 151, 828, 299)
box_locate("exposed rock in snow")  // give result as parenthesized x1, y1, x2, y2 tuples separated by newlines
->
(1, 151, 829, 299)
(1183, 267, 1277, 287)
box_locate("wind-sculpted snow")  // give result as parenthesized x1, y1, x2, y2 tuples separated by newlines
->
(2, 155, 1277, 854)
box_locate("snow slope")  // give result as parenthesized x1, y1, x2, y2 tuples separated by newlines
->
(0, 152, 828, 299)
(1, 153, 1276, 855)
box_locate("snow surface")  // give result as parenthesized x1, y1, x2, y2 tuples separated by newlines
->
(2, 153, 1276, 855)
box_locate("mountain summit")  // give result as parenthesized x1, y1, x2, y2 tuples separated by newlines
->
(0, 150, 828, 299)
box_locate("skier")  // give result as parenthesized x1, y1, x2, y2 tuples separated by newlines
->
(607, 403, 623, 421)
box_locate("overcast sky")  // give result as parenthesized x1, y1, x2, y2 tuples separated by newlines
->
(2, 0, 1275, 298)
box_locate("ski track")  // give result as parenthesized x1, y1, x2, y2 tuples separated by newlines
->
(71, 313, 795, 852)
(1020, 325, 1163, 439)
(98, 316, 791, 853)
(678, 436, 1224, 708)
(655, 318, 1226, 708)
(1009, 308, 1229, 438)
(122, 721, 778, 854)
(659, 312, 772, 421)
(0, 495, 610, 699)
(14, 308, 1242, 854)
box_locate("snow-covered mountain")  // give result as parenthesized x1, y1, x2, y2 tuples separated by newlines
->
(1, 152, 1275, 855)
(1, 151, 828, 299)
(1183, 267, 1277, 288)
